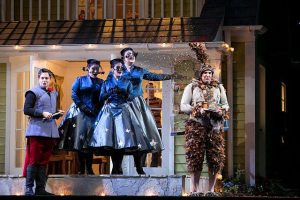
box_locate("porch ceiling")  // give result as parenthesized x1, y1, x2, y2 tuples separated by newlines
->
(0, 17, 222, 45)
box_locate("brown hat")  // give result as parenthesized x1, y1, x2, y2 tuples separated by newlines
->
(199, 64, 214, 76)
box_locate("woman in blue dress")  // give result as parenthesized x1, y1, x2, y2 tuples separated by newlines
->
(120, 47, 177, 174)
(90, 58, 150, 174)
(58, 59, 104, 175)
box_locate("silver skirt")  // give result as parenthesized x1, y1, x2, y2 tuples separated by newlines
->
(89, 101, 159, 154)
(128, 96, 164, 152)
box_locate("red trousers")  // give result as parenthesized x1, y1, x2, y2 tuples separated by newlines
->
(22, 137, 57, 176)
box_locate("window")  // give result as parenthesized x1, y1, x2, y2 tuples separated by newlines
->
(15, 71, 30, 168)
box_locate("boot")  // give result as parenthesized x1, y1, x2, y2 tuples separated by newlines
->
(77, 151, 86, 175)
(25, 165, 37, 196)
(35, 166, 54, 195)
(111, 154, 123, 174)
(134, 152, 146, 175)
(86, 152, 94, 175)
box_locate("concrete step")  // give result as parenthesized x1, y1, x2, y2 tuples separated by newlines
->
(0, 175, 195, 196)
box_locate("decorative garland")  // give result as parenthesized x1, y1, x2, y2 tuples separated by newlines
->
(188, 42, 208, 64)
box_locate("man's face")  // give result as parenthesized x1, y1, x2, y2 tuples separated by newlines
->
(124, 50, 136, 63)
(38, 72, 50, 89)
(201, 70, 213, 84)
(147, 84, 155, 97)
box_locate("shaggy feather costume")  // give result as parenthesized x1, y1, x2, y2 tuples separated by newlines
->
(180, 78, 229, 174)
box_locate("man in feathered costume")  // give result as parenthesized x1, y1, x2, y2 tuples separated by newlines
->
(180, 64, 229, 196)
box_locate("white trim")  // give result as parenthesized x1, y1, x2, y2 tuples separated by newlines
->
(132, 0, 135, 19)
(29, 0, 32, 21)
(38, 0, 41, 20)
(57, 0, 60, 20)
(161, 0, 164, 18)
(151, 0, 154, 18)
(103, 0, 107, 19)
(139, 0, 144, 18)
(123, 0, 126, 19)
(180, 0, 183, 17)
(113, 0, 116, 19)
(4, 60, 11, 174)
(65, 0, 70, 20)
(94, 0, 97, 19)
(0, 0, 4, 21)
(48, 0, 51, 20)
(11, 0, 14, 21)
(245, 40, 256, 186)
(190, 0, 193, 17)
(20, 0, 23, 21)
(170, 0, 173, 18)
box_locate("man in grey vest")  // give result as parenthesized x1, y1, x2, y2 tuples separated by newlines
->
(23, 68, 64, 196)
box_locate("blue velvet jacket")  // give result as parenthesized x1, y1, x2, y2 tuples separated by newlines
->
(121, 65, 172, 98)
(100, 73, 133, 104)
(71, 75, 103, 113)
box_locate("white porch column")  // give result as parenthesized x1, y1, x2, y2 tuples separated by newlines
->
(245, 38, 256, 186)
(223, 25, 264, 186)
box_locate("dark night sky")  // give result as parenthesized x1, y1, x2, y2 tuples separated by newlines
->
(259, 1, 300, 65)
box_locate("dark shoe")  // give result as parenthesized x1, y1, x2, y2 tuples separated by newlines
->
(87, 169, 94, 175)
(25, 187, 34, 196)
(35, 190, 54, 196)
(78, 171, 85, 175)
(25, 166, 37, 196)
(136, 167, 146, 175)
(111, 167, 123, 175)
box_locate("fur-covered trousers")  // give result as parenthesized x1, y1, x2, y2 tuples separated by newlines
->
(184, 118, 225, 174)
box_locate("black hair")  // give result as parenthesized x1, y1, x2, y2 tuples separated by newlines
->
(120, 47, 138, 59)
(110, 58, 124, 68)
(82, 58, 101, 71)
(87, 59, 100, 66)
(37, 68, 54, 79)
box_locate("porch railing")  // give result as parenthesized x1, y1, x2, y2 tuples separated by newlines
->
(0, 0, 205, 22)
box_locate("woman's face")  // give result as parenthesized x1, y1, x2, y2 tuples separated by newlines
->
(88, 64, 101, 78)
(123, 50, 136, 64)
(112, 62, 123, 78)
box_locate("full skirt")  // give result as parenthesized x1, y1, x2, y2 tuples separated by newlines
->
(89, 101, 158, 155)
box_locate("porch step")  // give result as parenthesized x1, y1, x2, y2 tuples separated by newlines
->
(0, 175, 208, 196)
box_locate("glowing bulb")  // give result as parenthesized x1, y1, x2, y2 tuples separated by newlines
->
(217, 173, 223, 180)
(14, 45, 22, 50)
(182, 192, 188, 196)
(87, 44, 95, 48)
(50, 45, 58, 49)
(222, 43, 229, 49)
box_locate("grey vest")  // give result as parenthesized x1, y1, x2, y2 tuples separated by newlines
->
(25, 86, 59, 138)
